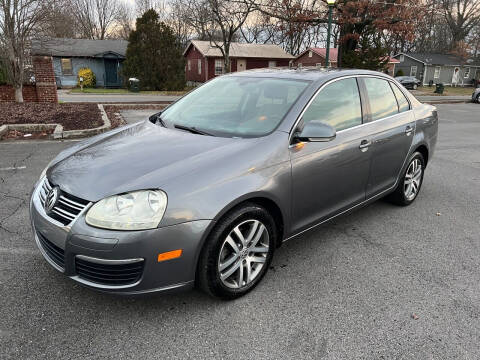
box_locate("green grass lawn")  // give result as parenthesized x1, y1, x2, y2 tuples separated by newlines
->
(69, 88, 190, 96)
(416, 86, 476, 96)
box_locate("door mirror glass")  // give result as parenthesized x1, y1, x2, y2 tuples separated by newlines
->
(295, 121, 336, 142)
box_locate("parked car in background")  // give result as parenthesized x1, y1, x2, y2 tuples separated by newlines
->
(395, 76, 422, 90)
(30, 69, 438, 299)
(472, 87, 480, 103)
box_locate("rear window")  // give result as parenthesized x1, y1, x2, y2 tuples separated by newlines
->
(391, 83, 410, 112)
(364, 78, 399, 121)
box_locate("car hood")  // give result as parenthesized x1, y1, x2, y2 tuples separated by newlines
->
(48, 121, 259, 201)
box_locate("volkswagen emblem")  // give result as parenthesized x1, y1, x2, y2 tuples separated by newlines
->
(44, 186, 60, 214)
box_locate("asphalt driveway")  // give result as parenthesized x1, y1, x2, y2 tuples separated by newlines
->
(0, 103, 479, 359)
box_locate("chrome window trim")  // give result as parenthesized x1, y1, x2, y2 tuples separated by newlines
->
(288, 74, 413, 144)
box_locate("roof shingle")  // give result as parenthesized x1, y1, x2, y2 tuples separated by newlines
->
(185, 40, 294, 59)
(32, 38, 128, 58)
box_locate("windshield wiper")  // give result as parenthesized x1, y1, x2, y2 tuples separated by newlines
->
(174, 124, 214, 136)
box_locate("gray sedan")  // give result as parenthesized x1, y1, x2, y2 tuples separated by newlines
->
(30, 69, 438, 299)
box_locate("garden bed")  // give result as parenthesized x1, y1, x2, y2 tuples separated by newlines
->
(0, 103, 102, 130)
(1, 128, 54, 140)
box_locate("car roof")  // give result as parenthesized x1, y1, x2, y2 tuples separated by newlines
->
(224, 67, 392, 83)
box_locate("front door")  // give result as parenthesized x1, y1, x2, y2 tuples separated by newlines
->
(105, 59, 118, 87)
(237, 59, 246, 72)
(290, 77, 372, 234)
(360, 77, 415, 197)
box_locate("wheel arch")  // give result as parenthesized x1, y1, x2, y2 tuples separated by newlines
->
(414, 144, 429, 167)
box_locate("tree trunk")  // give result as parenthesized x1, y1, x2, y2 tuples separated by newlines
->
(14, 85, 24, 103)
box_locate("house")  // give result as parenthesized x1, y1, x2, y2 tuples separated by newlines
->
(392, 53, 480, 86)
(183, 40, 294, 84)
(293, 48, 400, 76)
(32, 38, 128, 88)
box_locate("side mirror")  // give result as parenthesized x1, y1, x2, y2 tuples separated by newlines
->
(149, 111, 163, 124)
(295, 121, 336, 142)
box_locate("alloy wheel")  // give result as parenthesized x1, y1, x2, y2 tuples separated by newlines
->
(217, 219, 269, 289)
(404, 158, 422, 201)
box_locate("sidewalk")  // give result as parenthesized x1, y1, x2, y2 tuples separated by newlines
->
(415, 95, 472, 103)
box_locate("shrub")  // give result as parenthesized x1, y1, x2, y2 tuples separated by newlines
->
(77, 68, 96, 88)
(395, 69, 404, 76)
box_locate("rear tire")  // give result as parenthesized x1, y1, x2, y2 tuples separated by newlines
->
(197, 203, 277, 299)
(387, 152, 425, 206)
(413, 84, 418, 90)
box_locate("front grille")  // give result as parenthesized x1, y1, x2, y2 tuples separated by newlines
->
(75, 257, 144, 286)
(37, 231, 65, 269)
(39, 178, 90, 226)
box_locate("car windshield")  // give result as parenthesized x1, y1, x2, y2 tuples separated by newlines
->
(160, 76, 310, 138)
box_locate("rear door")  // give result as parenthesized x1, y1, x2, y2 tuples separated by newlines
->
(289, 77, 372, 234)
(360, 77, 415, 197)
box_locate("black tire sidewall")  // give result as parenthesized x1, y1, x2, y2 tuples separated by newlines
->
(198, 204, 277, 299)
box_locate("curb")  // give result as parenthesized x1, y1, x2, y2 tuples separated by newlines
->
(0, 104, 111, 140)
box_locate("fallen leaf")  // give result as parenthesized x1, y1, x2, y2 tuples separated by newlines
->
(411, 313, 419, 320)
(436, 212, 442, 216)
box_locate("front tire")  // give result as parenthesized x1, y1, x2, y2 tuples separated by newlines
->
(387, 152, 425, 206)
(197, 203, 277, 299)
(476, 93, 480, 103)
(413, 84, 418, 90)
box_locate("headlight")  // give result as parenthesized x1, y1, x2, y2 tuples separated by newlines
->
(85, 190, 167, 230)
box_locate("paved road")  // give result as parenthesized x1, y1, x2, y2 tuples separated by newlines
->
(58, 89, 472, 104)
(58, 90, 181, 103)
(0, 103, 479, 359)
(120, 109, 159, 124)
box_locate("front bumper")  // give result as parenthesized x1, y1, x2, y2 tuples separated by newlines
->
(30, 178, 211, 294)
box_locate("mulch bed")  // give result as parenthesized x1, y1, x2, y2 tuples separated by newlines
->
(0, 103, 102, 131)
(1, 129, 54, 140)
(103, 104, 167, 129)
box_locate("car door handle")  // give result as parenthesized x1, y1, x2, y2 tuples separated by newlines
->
(359, 140, 371, 151)
(405, 125, 414, 135)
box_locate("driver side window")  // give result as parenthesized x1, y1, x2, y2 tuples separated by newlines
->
(302, 78, 362, 131)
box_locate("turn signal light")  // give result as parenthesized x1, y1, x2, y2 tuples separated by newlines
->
(158, 249, 183, 262)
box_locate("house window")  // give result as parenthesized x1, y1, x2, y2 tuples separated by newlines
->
(308, 51, 312, 58)
(410, 66, 417, 77)
(464, 67, 470, 78)
(399, 55, 404, 62)
(187, 60, 191, 71)
(434, 66, 441, 79)
(61, 58, 73, 75)
(215, 59, 224, 75)
(198, 59, 202, 75)
(268, 61, 276, 68)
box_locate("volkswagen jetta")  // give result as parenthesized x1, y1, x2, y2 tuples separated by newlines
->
(30, 69, 438, 299)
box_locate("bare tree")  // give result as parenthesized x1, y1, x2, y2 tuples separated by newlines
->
(442, 0, 480, 48)
(111, 0, 135, 39)
(0, 0, 51, 102)
(70, 0, 120, 39)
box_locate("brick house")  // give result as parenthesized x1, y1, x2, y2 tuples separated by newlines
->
(294, 48, 400, 76)
(184, 40, 294, 84)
